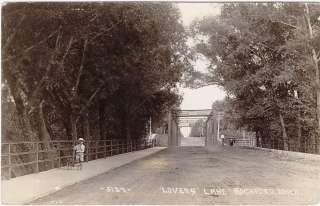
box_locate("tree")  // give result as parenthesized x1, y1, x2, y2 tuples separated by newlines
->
(190, 119, 205, 137)
(193, 3, 320, 153)
(2, 2, 187, 144)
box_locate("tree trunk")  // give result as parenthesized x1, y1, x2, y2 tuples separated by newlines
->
(279, 113, 289, 151)
(70, 114, 77, 141)
(39, 101, 51, 147)
(312, 46, 320, 153)
(84, 113, 90, 141)
(63, 119, 71, 140)
(305, 3, 320, 153)
(261, 130, 267, 148)
(256, 130, 260, 147)
(19, 111, 37, 141)
(99, 100, 105, 140)
(70, 113, 77, 163)
(5, 75, 37, 141)
(125, 104, 131, 141)
(126, 120, 131, 141)
(297, 112, 302, 152)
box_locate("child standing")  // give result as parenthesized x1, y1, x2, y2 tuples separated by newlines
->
(74, 138, 85, 163)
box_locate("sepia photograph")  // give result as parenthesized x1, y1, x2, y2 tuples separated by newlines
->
(1, 1, 320, 205)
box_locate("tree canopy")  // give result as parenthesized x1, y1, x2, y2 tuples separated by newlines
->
(193, 3, 320, 153)
(2, 2, 187, 143)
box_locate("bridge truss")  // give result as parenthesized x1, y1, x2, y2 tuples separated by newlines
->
(168, 109, 218, 147)
(167, 109, 254, 148)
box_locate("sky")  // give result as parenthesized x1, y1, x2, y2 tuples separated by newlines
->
(176, 3, 225, 136)
(177, 3, 221, 26)
(177, 3, 225, 110)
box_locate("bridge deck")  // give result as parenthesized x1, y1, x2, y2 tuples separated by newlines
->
(181, 136, 205, 146)
(30, 146, 320, 205)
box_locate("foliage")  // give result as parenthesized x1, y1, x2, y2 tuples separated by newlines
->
(189, 119, 205, 137)
(193, 3, 320, 153)
(2, 2, 187, 145)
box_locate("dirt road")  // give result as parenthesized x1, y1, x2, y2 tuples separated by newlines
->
(31, 146, 320, 205)
(181, 136, 205, 146)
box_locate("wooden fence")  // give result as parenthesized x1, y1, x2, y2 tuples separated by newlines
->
(1, 138, 155, 180)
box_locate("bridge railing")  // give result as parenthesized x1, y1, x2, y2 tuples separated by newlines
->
(1, 138, 155, 180)
(221, 137, 256, 147)
(233, 138, 256, 147)
(256, 138, 318, 154)
(227, 137, 318, 154)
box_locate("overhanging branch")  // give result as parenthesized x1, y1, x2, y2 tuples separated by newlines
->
(74, 39, 88, 96)
(76, 83, 105, 123)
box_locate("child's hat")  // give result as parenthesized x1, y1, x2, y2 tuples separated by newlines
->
(78, 138, 85, 142)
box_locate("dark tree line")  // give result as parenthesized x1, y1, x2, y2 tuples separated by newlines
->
(2, 3, 187, 144)
(193, 3, 320, 153)
(189, 119, 204, 137)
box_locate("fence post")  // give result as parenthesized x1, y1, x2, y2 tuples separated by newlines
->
(110, 140, 113, 156)
(104, 140, 107, 158)
(58, 146, 61, 168)
(95, 141, 98, 159)
(127, 140, 129, 153)
(85, 140, 90, 162)
(8, 144, 11, 179)
(132, 140, 134, 151)
(35, 142, 39, 173)
(135, 140, 137, 151)
(304, 138, 307, 153)
(51, 143, 54, 169)
(116, 140, 118, 154)
(136, 140, 138, 150)
(118, 140, 120, 154)
(126, 140, 128, 152)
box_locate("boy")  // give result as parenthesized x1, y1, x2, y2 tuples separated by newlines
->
(73, 138, 85, 164)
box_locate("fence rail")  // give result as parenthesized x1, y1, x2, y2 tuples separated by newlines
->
(222, 137, 256, 147)
(256, 138, 319, 154)
(1, 138, 155, 180)
(225, 136, 319, 154)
